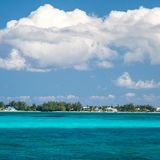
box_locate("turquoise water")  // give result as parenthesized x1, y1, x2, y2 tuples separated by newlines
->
(0, 112, 160, 159)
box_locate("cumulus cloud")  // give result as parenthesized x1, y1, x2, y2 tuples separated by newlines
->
(106, 7, 160, 65)
(0, 49, 26, 70)
(116, 72, 160, 89)
(0, 5, 160, 71)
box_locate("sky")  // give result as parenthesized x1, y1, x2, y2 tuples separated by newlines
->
(0, 0, 160, 106)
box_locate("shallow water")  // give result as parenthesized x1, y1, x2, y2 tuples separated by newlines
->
(0, 112, 160, 159)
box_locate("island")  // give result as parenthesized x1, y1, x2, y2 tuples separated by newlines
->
(0, 101, 160, 112)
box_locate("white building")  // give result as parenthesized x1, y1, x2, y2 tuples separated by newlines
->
(4, 107, 17, 112)
(156, 108, 160, 112)
(107, 107, 118, 112)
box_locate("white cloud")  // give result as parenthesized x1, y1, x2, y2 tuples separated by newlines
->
(116, 72, 160, 89)
(18, 96, 30, 101)
(0, 4, 111, 71)
(143, 94, 160, 102)
(125, 92, 136, 98)
(97, 61, 113, 68)
(0, 49, 26, 70)
(0, 5, 160, 71)
(5, 96, 30, 102)
(34, 96, 56, 102)
(90, 94, 115, 100)
(1, 95, 79, 103)
(34, 95, 79, 102)
(56, 95, 79, 101)
(106, 7, 160, 65)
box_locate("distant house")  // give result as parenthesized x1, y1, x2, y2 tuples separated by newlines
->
(4, 107, 17, 112)
(95, 107, 101, 112)
(107, 107, 118, 112)
(83, 106, 90, 111)
(156, 108, 160, 112)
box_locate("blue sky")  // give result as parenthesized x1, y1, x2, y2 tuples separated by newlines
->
(0, 0, 160, 106)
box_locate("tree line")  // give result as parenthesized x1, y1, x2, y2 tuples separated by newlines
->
(0, 101, 158, 112)
(0, 101, 83, 112)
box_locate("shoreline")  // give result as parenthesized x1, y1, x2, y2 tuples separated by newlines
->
(0, 111, 159, 113)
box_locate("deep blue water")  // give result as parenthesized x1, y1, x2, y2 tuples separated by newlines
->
(0, 112, 160, 160)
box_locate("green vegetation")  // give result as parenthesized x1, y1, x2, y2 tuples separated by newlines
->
(0, 102, 5, 110)
(115, 103, 156, 112)
(0, 101, 158, 112)
(5, 101, 83, 112)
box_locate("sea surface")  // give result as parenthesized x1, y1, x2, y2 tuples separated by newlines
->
(0, 112, 160, 160)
